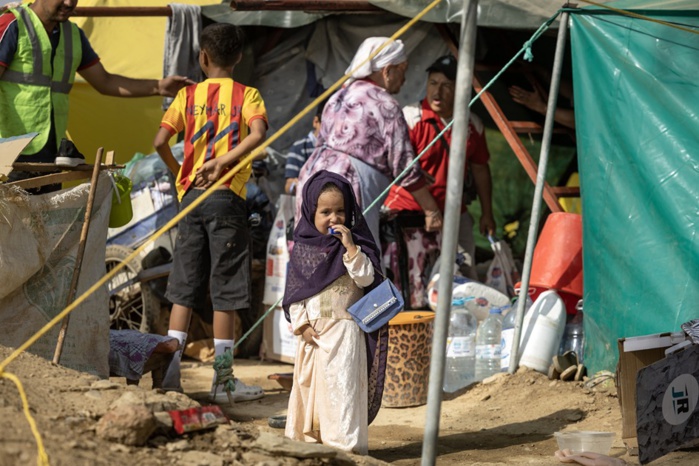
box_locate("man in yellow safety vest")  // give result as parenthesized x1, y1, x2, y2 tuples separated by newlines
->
(0, 0, 192, 192)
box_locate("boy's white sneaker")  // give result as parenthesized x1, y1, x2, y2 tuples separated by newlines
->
(209, 378, 265, 404)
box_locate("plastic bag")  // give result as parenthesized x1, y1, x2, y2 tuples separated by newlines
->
(485, 236, 519, 298)
(263, 194, 294, 305)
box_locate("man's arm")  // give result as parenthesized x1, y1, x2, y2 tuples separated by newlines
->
(409, 185, 443, 232)
(471, 162, 496, 236)
(0, 65, 5, 79)
(508, 85, 576, 129)
(78, 62, 192, 98)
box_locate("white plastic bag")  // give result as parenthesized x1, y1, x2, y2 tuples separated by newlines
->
(263, 194, 294, 305)
(486, 236, 519, 298)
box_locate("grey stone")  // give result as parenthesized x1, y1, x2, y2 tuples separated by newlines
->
(153, 411, 174, 431)
(241, 451, 282, 464)
(110, 390, 199, 413)
(149, 436, 169, 447)
(331, 451, 358, 466)
(90, 380, 121, 390)
(96, 404, 157, 446)
(109, 444, 131, 453)
(84, 390, 103, 400)
(166, 439, 190, 452)
(253, 432, 338, 459)
(214, 424, 244, 448)
(177, 450, 225, 466)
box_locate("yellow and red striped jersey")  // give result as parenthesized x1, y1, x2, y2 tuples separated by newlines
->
(160, 78, 268, 200)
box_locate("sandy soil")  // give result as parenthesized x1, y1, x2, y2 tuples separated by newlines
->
(1, 345, 697, 465)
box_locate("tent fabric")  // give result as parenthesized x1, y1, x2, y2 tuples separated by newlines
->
(70, 2, 449, 162)
(202, 0, 571, 29)
(569, 2, 699, 373)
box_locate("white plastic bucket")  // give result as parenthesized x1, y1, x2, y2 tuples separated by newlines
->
(518, 290, 566, 373)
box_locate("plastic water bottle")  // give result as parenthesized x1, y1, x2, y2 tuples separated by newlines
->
(443, 298, 477, 393)
(559, 299, 585, 362)
(499, 305, 515, 371)
(475, 307, 503, 381)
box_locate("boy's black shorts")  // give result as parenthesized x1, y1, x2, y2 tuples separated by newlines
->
(166, 188, 250, 311)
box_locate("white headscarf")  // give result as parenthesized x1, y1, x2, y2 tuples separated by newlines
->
(345, 37, 407, 85)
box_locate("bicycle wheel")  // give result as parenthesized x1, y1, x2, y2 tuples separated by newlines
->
(106, 244, 160, 333)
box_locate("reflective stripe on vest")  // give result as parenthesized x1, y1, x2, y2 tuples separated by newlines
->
(1, 8, 74, 94)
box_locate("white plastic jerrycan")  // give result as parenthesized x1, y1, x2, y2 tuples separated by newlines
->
(518, 289, 566, 373)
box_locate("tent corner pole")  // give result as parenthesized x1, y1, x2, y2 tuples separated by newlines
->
(421, 1, 479, 465)
(508, 10, 570, 374)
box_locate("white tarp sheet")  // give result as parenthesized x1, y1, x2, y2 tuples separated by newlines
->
(0, 174, 112, 377)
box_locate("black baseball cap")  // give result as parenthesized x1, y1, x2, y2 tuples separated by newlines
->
(426, 55, 457, 80)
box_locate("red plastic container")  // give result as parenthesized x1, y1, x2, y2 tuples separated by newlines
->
(523, 213, 583, 314)
(516, 284, 581, 316)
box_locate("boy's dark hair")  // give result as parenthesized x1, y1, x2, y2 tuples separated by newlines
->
(200, 23, 245, 68)
(315, 98, 328, 120)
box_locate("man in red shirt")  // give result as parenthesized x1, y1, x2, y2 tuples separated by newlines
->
(383, 55, 495, 307)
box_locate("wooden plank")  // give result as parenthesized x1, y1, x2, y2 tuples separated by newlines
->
(510, 121, 545, 133)
(12, 162, 124, 172)
(104, 151, 115, 166)
(472, 75, 563, 213)
(12, 162, 93, 172)
(551, 186, 581, 198)
(7, 170, 90, 190)
(54, 148, 104, 364)
(73, 6, 172, 17)
(509, 121, 569, 135)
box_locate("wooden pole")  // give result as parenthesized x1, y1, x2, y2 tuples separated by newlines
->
(53, 147, 105, 365)
(72, 6, 172, 17)
(71, 2, 381, 16)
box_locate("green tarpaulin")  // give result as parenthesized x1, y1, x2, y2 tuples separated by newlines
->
(569, 1, 699, 373)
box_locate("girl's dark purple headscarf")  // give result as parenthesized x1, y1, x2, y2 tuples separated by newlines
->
(282, 170, 381, 315)
(282, 169, 387, 424)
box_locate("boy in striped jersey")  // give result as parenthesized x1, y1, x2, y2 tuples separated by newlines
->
(154, 23, 267, 403)
(284, 102, 324, 194)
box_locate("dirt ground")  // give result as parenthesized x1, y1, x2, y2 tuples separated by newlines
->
(1, 344, 697, 466)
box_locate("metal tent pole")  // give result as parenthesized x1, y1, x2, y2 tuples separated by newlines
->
(508, 10, 570, 374)
(421, 1, 479, 464)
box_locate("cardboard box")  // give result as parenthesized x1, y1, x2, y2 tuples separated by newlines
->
(636, 343, 699, 464)
(616, 332, 686, 454)
(261, 306, 298, 364)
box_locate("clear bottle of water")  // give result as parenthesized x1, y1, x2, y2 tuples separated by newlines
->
(443, 297, 478, 393)
(475, 307, 503, 381)
(559, 299, 585, 362)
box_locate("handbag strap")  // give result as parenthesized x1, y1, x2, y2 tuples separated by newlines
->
(373, 266, 387, 281)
